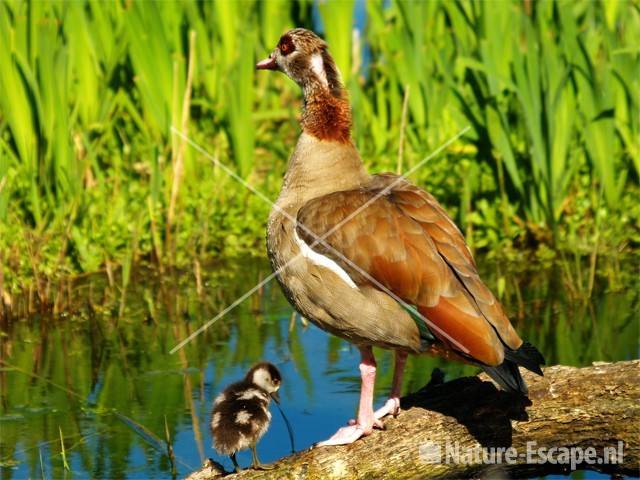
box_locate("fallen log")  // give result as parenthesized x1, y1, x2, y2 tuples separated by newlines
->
(187, 360, 639, 479)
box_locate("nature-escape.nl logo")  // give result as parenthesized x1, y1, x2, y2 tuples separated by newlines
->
(419, 440, 625, 471)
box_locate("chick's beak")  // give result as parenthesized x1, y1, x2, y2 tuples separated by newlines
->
(270, 390, 281, 404)
(256, 54, 278, 71)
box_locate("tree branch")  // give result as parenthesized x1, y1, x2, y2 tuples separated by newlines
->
(187, 360, 639, 479)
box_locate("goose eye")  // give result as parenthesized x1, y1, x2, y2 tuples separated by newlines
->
(278, 35, 294, 56)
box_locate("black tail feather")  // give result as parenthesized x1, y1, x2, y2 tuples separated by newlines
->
(505, 341, 545, 375)
(482, 342, 545, 396)
(483, 360, 528, 395)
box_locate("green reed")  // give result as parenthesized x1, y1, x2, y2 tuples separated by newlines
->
(359, 1, 638, 239)
(0, 0, 637, 296)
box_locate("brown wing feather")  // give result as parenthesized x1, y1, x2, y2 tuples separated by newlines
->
(296, 174, 521, 366)
(380, 174, 522, 350)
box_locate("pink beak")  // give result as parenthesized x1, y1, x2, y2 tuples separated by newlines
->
(256, 55, 278, 70)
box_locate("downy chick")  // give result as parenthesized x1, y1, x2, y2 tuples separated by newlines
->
(210, 362, 281, 472)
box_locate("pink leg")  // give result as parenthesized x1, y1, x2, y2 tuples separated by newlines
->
(315, 346, 377, 447)
(347, 350, 408, 426)
(373, 350, 408, 419)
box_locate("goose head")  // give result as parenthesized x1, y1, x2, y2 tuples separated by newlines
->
(256, 28, 352, 143)
(256, 28, 343, 97)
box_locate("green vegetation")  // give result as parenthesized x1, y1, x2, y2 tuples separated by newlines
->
(0, 0, 638, 303)
(1, 2, 638, 476)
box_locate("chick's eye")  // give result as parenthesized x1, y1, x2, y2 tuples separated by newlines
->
(280, 43, 289, 54)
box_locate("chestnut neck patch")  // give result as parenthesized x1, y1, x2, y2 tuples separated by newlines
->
(303, 51, 350, 143)
(301, 90, 352, 144)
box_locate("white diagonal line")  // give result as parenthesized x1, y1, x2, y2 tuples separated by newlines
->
(171, 127, 469, 352)
(170, 126, 471, 354)
(302, 128, 470, 251)
(170, 127, 286, 218)
(170, 272, 279, 353)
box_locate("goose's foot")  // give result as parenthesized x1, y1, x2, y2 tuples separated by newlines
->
(347, 397, 399, 427)
(347, 416, 385, 428)
(351, 351, 408, 426)
(316, 346, 379, 447)
(314, 423, 372, 447)
(374, 396, 401, 418)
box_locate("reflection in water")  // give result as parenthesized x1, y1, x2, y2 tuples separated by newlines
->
(0, 260, 637, 479)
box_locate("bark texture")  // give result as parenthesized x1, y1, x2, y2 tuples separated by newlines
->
(186, 360, 639, 479)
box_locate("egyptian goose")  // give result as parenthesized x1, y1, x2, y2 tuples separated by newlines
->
(257, 28, 544, 446)
(210, 362, 281, 471)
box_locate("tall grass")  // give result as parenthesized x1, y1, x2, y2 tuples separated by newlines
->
(0, 0, 637, 295)
(359, 1, 638, 237)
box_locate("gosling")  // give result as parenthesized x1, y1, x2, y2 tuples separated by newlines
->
(210, 362, 282, 472)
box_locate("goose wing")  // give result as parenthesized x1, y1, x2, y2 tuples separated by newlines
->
(296, 173, 522, 365)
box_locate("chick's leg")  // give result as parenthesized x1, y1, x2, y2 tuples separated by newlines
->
(251, 445, 274, 470)
(230, 453, 241, 472)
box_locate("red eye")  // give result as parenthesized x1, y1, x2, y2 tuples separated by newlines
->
(278, 34, 294, 56)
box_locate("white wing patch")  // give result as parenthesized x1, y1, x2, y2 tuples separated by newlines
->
(294, 229, 357, 289)
(310, 53, 329, 88)
(211, 412, 221, 429)
(237, 389, 267, 401)
(235, 410, 252, 424)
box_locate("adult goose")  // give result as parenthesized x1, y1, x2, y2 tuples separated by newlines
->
(257, 28, 544, 446)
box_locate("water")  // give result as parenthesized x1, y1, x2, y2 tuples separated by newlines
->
(0, 259, 637, 479)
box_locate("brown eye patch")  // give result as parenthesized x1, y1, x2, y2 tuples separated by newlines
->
(278, 33, 295, 56)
